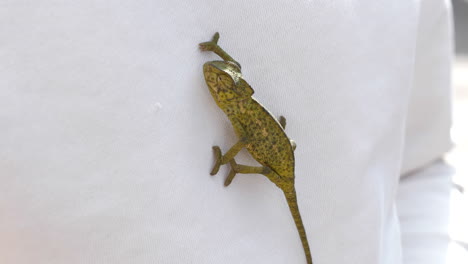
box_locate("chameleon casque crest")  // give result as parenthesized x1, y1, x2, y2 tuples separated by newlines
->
(199, 32, 313, 264)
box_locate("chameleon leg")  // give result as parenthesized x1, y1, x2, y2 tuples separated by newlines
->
(210, 140, 246, 175)
(279, 116, 297, 151)
(224, 160, 284, 187)
(224, 159, 267, 186)
(199, 32, 241, 69)
(279, 116, 286, 129)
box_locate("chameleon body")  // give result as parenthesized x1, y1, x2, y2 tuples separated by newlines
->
(199, 32, 313, 264)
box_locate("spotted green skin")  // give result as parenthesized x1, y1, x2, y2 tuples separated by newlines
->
(231, 98, 295, 180)
(200, 33, 313, 264)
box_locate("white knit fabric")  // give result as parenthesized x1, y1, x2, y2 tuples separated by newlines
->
(0, 0, 453, 263)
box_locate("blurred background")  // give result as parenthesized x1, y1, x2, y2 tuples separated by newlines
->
(446, 0, 468, 262)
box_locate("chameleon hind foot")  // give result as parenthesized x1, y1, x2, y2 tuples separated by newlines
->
(224, 159, 272, 187)
(210, 139, 248, 176)
(224, 164, 237, 187)
(224, 160, 242, 187)
(210, 146, 223, 175)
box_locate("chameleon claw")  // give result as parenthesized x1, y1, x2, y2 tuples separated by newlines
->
(210, 146, 222, 175)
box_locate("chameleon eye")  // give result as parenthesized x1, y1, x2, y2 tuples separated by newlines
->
(219, 75, 233, 87)
(206, 72, 217, 83)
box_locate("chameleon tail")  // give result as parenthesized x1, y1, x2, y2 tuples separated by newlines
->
(284, 189, 313, 264)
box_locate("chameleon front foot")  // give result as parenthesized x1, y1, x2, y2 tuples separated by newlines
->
(210, 146, 223, 175)
(278, 116, 297, 150)
(199, 32, 220, 52)
(279, 116, 286, 129)
(199, 32, 241, 69)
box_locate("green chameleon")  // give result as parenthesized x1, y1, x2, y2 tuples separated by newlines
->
(199, 32, 313, 264)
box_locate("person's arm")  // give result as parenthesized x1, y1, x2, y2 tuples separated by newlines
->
(397, 1, 454, 263)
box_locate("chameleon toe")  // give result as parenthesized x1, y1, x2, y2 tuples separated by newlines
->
(210, 146, 222, 175)
(224, 169, 236, 187)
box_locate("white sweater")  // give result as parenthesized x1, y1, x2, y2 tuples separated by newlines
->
(0, 0, 454, 263)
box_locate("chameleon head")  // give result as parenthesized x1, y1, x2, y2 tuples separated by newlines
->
(203, 61, 254, 107)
